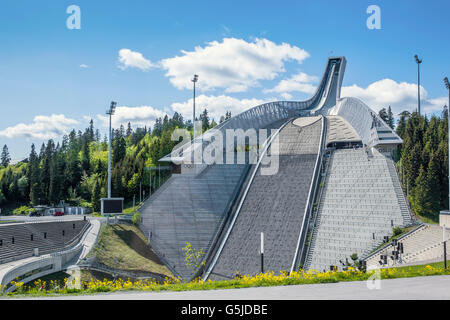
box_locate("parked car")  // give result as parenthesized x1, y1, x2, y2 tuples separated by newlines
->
(28, 211, 40, 217)
(53, 211, 64, 216)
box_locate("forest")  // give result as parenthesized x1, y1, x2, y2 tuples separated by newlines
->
(0, 108, 225, 213)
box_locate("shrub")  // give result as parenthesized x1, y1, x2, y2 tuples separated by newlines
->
(13, 206, 36, 216)
(132, 211, 141, 225)
(393, 226, 403, 237)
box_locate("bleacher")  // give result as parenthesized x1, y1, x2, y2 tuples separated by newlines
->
(0, 220, 90, 264)
(365, 224, 450, 268)
(209, 117, 323, 280)
(305, 148, 409, 271)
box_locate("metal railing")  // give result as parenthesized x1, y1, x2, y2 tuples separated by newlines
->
(361, 223, 425, 262)
(303, 149, 333, 269)
(291, 115, 327, 272)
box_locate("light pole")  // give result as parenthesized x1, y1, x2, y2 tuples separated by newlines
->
(192, 74, 199, 140)
(414, 55, 423, 115)
(446, 77, 450, 210)
(444, 77, 450, 269)
(106, 101, 117, 199)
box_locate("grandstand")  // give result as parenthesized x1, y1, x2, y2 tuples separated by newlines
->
(304, 148, 408, 271)
(365, 224, 450, 269)
(0, 220, 90, 264)
(139, 56, 417, 280)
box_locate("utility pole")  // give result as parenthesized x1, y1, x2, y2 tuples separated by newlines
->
(414, 55, 422, 115)
(106, 101, 117, 199)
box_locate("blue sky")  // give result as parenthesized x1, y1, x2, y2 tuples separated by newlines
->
(1, 0, 449, 160)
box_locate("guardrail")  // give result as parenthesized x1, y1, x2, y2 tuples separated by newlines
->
(291, 116, 327, 272)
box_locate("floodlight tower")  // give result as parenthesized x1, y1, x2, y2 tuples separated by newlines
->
(414, 55, 423, 115)
(106, 101, 117, 198)
(192, 74, 199, 140)
(442, 76, 450, 270)
(445, 77, 450, 208)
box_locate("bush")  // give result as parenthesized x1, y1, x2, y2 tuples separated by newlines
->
(132, 211, 141, 225)
(13, 206, 36, 216)
(393, 226, 403, 237)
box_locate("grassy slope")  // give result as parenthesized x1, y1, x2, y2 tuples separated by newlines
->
(91, 223, 172, 277)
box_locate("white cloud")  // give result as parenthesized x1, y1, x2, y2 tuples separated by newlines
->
(118, 49, 156, 71)
(160, 38, 310, 92)
(0, 114, 78, 140)
(80, 64, 89, 69)
(341, 79, 446, 115)
(265, 72, 318, 96)
(280, 92, 293, 100)
(95, 105, 168, 129)
(171, 94, 267, 122)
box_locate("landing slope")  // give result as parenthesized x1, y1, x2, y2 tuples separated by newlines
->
(209, 118, 323, 280)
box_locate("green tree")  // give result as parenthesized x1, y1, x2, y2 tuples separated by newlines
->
(200, 108, 210, 132)
(378, 108, 389, 124)
(182, 242, 206, 274)
(387, 106, 395, 129)
(91, 179, 101, 212)
(1, 144, 11, 167)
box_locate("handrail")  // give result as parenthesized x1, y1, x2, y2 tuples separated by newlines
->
(303, 149, 333, 269)
(291, 115, 327, 272)
(362, 223, 425, 262)
(202, 118, 292, 281)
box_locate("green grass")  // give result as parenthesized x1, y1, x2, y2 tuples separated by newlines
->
(416, 214, 439, 224)
(91, 223, 172, 277)
(0, 220, 17, 224)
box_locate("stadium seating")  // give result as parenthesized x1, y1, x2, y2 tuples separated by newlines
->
(305, 148, 410, 272)
(365, 224, 450, 268)
(0, 220, 89, 264)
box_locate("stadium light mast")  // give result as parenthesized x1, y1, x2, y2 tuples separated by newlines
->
(192, 74, 199, 140)
(445, 77, 450, 209)
(106, 101, 117, 199)
(414, 55, 423, 115)
(444, 77, 450, 270)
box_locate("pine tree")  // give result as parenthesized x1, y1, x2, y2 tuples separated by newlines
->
(387, 106, 394, 129)
(200, 108, 210, 132)
(378, 108, 389, 124)
(91, 179, 101, 212)
(1, 145, 11, 167)
(126, 122, 133, 137)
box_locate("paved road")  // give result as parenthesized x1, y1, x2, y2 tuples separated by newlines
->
(17, 275, 450, 300)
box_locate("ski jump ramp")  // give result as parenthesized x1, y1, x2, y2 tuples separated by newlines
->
(139, 57, 409, 280)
